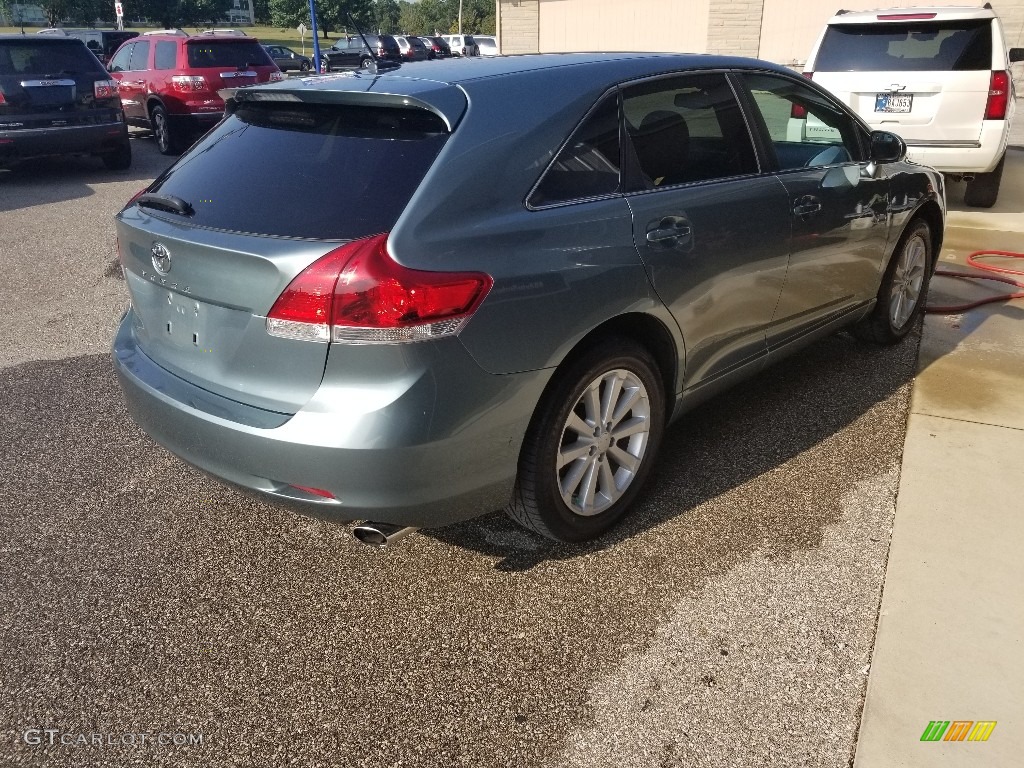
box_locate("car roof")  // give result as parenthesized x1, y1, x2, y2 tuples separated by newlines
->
(225, 52, 791, 131)
(0, 34, 88, 44)
(828, 6, 996, 23)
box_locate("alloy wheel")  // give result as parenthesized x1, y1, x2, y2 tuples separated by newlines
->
(889, 234, 927, 329)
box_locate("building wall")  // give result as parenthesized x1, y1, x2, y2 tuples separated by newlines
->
(706, 0, 764, 57)
(535, 0, 709, 54)
(498, 0, 541, 55)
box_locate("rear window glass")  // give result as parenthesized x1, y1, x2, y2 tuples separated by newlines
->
(186, 41, 273, 68)
(816, 20, 992, 71)
(146, 101, 449, 239)
(0, 41, 105, 76)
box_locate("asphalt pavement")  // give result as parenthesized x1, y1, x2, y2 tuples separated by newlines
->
(0, 121, 1003, 768)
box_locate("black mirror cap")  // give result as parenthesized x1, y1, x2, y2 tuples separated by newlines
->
(870, 130, 906, 164)
(1009, 48, 1024, 63)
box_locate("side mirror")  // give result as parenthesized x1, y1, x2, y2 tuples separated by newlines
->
(1009, 48, 1024, 63)
(870, 130, 906, 163)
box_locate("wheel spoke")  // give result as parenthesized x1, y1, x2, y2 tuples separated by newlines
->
(582, 382, 601, 425)
(610, 385, 642, 427)
(559, 457, 590, 505)
(608, 444, 640, 474)
(597, 459, 617, 503)
(576, 458, 600, 512)
(611, 416, 648, 440)
(558, 440, 592, 469)
(600, 373, 623, 424)
(565, 411, 593, 438)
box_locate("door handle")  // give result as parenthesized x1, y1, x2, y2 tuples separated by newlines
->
(792, 196, 822, 218)
(646, 216, 692, 245)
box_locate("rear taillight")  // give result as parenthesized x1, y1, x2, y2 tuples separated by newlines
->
(266, 233, 493, 344)
(984, 71, 1010, 120)
(94, 79, 119, 99)
(269, 71, 285, 82)
(0, 90, 7, 105)
(171, 75, 208, 93)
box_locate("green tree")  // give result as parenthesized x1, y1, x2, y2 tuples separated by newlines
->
(372, 0, 400, 33)
(270, 0, 374, 39)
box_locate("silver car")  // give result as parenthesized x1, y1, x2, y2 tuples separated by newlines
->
(113, 54, 944, 545)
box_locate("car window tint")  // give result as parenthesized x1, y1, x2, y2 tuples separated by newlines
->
(0, 40, 106, 75)
(128, 40, 149, 70)
(108, 42, 132, 72)
(622, 72, 757, 188)
(815, 20, 992, 72)
(741, 73, 863, 171)
(186, 41, 271, 68)
(154, 41, 176, 70)
(529, 94, 620, 207)
(148, 102, 449, 240)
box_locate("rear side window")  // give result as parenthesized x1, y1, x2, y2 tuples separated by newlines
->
(128, 40, 150, 70)
(816, 20, 992, 72)
(0, 41, 106, 76)
(154, 41, 177, 70)
(529, 94, 621, 207)
(186, 41, 272, 68)
(147, 102, 449, 240)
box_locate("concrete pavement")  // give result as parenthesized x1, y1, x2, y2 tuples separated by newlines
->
(853, 148, 1024, 766)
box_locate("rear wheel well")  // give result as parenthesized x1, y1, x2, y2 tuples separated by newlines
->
(912, 201, 944, 265)
(554, 313, 679, 421)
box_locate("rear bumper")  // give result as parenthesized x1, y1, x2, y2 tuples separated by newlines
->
(0, 121, 128, 162)
(904, 121, 1010, 174)
(112, 314, 550, 529)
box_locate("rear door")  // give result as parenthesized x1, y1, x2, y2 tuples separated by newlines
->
(622, 72, 791, 388)
(811, 19, 992, 144)
(184, 38, 278, 96)
(110, 39, 148, 122)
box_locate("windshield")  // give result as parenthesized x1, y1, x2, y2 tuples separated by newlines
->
(816, 20, 992, 71)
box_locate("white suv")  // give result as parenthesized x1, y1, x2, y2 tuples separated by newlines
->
(803, 6, 1024, 207)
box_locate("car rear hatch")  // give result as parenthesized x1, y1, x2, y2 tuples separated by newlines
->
(811, 18, 993, 143)
(181, 38, 279, 99)
(0, 38, 121, 131)
(116, 85, 461, 413)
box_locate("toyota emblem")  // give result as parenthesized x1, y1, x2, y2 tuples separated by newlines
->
(151, 242, 172, 275)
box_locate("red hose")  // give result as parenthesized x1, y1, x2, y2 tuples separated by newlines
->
(926, 250, 1024, 313)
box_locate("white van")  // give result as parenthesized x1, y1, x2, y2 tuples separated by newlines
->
(803, 6, 1024, 207)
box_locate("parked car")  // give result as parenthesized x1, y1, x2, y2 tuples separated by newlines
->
(113, 53, 945, 546)
(263, 44, 311, 72)
(803, 5, 1024, 208)
(395, 35, 429, 62)
(444, 34, 479, 57)
(420, 36, 452, 59)
(320, 34, 402, 72)
(0, 34, 131, 169)
(36, 27, 139, 64)
(106, 32, 282, 155)
(474, 35, 499, 56)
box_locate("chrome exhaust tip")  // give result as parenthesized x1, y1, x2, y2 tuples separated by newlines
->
(352, 522, 419, 546)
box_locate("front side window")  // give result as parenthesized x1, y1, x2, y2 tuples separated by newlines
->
(741, 73, 863, 171)
(816, 20, 992, 72)
(108, 43, 132, 73)
(622, 72, 758, 188)
(529, 94, 621, 207)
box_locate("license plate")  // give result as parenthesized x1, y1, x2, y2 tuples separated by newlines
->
(875, 93, 913, 113)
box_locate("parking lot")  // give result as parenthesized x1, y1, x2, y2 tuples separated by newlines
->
(0, 127, 929, 767)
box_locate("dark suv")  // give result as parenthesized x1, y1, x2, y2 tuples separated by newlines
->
(107, 33, 282, 155)
(320, 34, 402, 71)
(0, 34, 131, 169)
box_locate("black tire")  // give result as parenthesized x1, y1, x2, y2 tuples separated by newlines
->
(299, 60, 310, 72)
(150, 104, 180, 156)
(506, 338, 666, 542)
(854, 219, 933, 345)
(321, 57, 331, 73)
(359, 57, 372, 70)
(101, 139, 132, 170)
(964, 154, 1004, 208)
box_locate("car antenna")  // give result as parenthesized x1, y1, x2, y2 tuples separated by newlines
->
(347, 12, 399, 74)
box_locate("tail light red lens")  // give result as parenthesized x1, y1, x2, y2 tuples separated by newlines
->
(984, 71, 1010, 120)
(94, 79, 119, 99)
(171, 75, 208, 93)
(266, 233, 493, 344)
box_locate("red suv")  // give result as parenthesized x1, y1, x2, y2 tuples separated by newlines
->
(107, 32, 282, 154)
